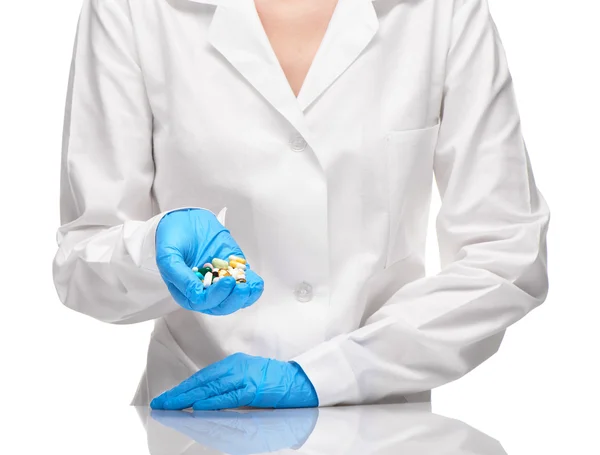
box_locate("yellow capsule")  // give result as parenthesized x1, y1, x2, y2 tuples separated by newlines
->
(229, 260, 247, 270)
(236, 278, 247, 283)
(218, 269, 230, 278)
(229, 255, 246, 265)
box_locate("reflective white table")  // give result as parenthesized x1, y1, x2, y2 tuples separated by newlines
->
(7, 399, 595, 454)
(136, 403, 504, 454)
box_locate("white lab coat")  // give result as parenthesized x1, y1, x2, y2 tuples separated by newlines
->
(53, 0, 550, 406)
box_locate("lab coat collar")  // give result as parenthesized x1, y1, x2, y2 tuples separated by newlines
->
(204, 0, 379, 165)
(296, 0, 379, 111)
(186, 0, 380, 5)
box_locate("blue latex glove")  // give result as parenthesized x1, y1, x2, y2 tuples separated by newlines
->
(156, 209, 264, 315)
(150, 408, 319, 454)
(150, 353, 319, 410)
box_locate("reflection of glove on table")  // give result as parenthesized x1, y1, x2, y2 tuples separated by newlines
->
(143, 403, 508, 455)
(151, 407, 319, 455)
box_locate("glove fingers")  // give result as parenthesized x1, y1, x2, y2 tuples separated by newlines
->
(199, 270, 264, 313)
(160, 377, 240, 410)
(158, 250, 205, 305)
(195, 276, 237, 311)
(151, 355, 241, 409)
(192, 388, 248, 411)
(242, 269, 265, 308)
(205, 281, 251, 315)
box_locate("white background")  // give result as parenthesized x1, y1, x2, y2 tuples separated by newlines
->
(0, 0, 598, 453)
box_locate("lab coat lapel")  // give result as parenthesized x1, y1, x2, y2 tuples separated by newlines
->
(206, 0, 310, 140)
(297, 0, 380, 111)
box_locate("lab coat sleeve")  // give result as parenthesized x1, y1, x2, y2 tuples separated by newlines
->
(53, 0, 222, 324)
(292, 0, 550, 406)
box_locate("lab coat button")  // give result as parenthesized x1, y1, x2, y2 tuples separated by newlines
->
(289, 135, 307, 152)
(294, 281, 313, 302)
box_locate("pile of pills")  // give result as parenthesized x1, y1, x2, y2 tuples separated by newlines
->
(191, 255, 247, 287)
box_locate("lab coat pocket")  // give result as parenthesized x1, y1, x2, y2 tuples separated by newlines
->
(384, 121, 441, 268)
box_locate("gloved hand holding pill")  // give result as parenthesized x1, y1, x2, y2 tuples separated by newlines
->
(155, 208, 264, 315)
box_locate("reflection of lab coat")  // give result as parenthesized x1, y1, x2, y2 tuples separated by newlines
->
(53, 0, 550, 407)
(139, 403, 507, 455)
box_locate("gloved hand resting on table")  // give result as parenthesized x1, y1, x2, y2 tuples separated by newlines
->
(156, 208, 264, 315)
(150, 353, 319, 410)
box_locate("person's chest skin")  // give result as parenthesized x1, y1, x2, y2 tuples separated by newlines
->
(254, 0, 339, 97)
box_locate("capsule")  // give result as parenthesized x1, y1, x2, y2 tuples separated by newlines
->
(203, 263, 214, 270)
(212, 277, 220, 283)
(236, 278, 247, 283)
(203, 272, 213, 287)
(212, 258, 229, 269)
(230, 261, 247, 270)
(229, 255, 246, 265)
(218, 269, 231, 278)
(197, 267, 211, 275)
(194, 271, 203, 278)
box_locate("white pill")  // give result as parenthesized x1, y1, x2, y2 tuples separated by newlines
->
(203, 272, 213, 287)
